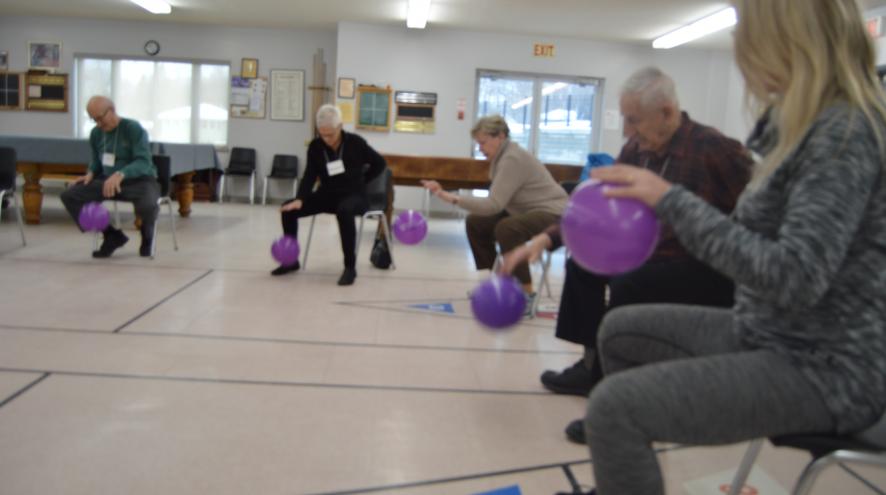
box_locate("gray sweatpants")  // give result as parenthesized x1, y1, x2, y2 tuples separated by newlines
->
(586, 304, 834, 495)
(61, 176, 160, 235)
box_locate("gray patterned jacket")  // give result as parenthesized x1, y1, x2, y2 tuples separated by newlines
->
(657, 103, 886, 433)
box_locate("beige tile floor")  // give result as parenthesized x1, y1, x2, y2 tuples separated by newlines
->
(0, 197, 883, 495)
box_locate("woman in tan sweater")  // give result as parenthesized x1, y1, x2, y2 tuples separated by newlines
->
(422, 115, 568, 296)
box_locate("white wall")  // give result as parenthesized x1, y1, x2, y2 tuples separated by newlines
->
(335, 22, 751, 211)
(0, 15, 337, 201)
(0, 15, 755, 207)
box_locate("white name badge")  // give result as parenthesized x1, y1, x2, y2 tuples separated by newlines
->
(326, 159, 345, 176)
(102, 152, 116, 167)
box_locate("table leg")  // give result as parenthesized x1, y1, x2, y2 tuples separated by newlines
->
(20, 166, 43, 225)
(175, 172, 195, 217)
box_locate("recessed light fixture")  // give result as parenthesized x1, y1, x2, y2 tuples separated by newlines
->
(131, 0, 172, 15)
(407, 0, 430, 29)
(653, 7, 736, 49)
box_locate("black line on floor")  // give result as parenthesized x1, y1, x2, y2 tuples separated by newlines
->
(839, 463, 885, 494)
(302, 445, 689, 495)
(0, 366, 559, 397)
(0, 255, 561, 286)
(335, 300, 555, 329)
(0, 324, 580, 356)
(0, 372, 50, 409)
(301, 459, 591, 495)
(112, 269, 213, 333)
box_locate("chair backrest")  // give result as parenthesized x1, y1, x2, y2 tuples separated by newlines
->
(270, 154, 299, 178)
(366, 168, 392, 212)
(153, 154, 172, 198)
(855, 409, 886, 447)
(0, 146, 16, 191)
(228, 147, 256, 173)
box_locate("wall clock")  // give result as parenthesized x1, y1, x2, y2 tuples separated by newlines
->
(144, 40, 160, 56)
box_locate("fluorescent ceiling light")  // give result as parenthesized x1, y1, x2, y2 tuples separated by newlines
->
(407, 0, 430, 29)
(131, 0, 172, 15)
(652, 7, 735, 49)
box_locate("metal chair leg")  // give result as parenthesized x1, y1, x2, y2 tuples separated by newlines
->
(354, 215, 366, 261)
(13, 191, 26, 246)
(262, 177, 269, 205)
(218, 175, 226, 203)
(302, 215, 316, 269)
(727, 439, 765, 495)
(168, 200, 178, 250)
(249, 172, 255, 205)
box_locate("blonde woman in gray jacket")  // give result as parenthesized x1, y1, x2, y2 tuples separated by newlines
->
(423, 115, 568, 297)
(561, 1, 886, 494)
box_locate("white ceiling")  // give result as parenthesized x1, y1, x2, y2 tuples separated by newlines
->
(4, 0, 886, 49)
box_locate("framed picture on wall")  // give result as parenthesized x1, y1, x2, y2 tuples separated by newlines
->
(241, 58, 258, 78)
(270, 69, 305, 121)
(28, 41, 61, 71)
(337, 77, 356, 99)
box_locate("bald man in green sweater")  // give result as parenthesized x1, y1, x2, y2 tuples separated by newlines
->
(61, 96, 159, 258)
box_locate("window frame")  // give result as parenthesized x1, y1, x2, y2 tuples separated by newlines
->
(473, 69, 605, 166)
(73, 53, 231, 147)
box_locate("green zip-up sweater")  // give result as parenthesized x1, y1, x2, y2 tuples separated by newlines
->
(88, 117, 155, 179)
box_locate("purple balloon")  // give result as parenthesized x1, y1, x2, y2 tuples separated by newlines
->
(393, 210, 428, 245)
(78, 202, 110, 232)
(561, 180, 660, 275)
(470, 274, 526, 330)
(271, 235, 300, 266)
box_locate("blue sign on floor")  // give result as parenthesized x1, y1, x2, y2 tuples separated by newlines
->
(473, 485, 522, 495)
(408, 302, 455, 314)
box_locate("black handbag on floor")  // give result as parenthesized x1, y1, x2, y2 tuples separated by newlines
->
(370, 237, 392, 269)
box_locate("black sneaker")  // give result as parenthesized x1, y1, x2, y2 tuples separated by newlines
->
(565, 418, 586, 444)
(555, 489, 595, 495)
(271, 261, 300, 276)
(540, 358, 593, 396)
(337, 267, 356, 286)
(92, 229, 129, 258)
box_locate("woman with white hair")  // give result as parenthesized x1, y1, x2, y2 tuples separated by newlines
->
(272, 104, 387, 286)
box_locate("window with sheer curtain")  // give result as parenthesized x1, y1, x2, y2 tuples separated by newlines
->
(75, 57, 230, 146)
(474, 70, 602, 166)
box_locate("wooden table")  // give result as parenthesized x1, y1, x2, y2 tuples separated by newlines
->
(382, 153, 582, 190)
(1, 135, 219, 224)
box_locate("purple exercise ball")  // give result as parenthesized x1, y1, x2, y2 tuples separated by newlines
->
(78, 202, 110, 232)
(561, 180, 660, 275)
(392, 209, 428, 245)
(470, 274, 526, 330)
(271, 235, 300, 266)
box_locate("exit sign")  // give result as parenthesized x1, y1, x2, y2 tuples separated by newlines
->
(533, 43, 555, 57)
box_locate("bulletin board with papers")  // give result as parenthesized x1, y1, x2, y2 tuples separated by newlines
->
(230, 76, 267, 119)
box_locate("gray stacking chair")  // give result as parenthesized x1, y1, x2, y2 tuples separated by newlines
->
(262, 154, 299, 205)
(0, 147, 26, 246)
(302, 168, 395, 270)
(218, 147, 257, 204)
(726, 411, 886, 495)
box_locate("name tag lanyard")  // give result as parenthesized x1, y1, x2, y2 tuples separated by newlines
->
(323, 139, 344, 166)
(101, 129, 119, 169)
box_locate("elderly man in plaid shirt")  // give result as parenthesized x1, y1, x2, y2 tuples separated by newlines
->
(503, 66, 753, 444)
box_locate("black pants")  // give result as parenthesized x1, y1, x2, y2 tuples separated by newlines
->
(555, 256, 734, 348)
(60, 176, 160, 236)
(280, 189, 368, 269)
